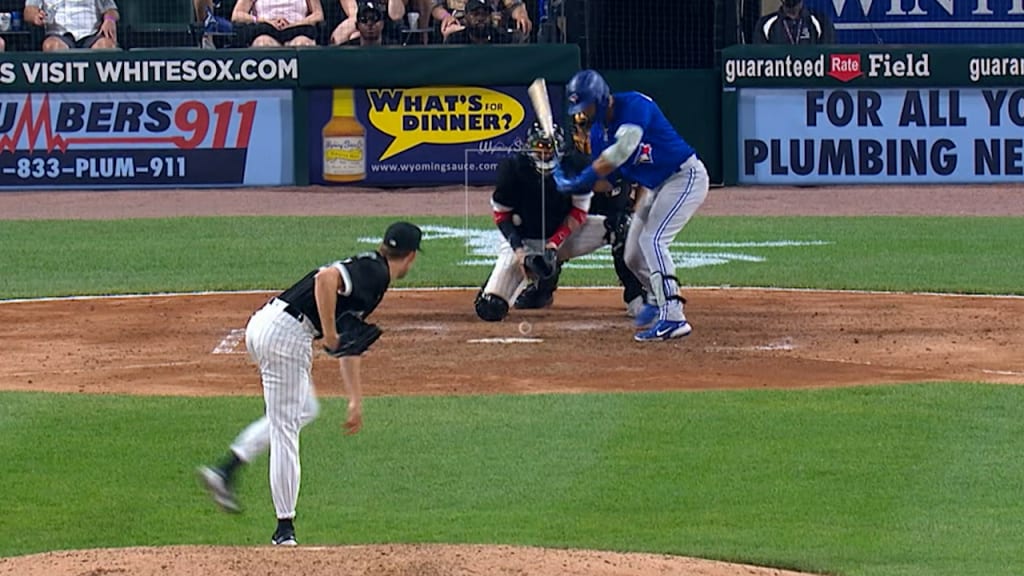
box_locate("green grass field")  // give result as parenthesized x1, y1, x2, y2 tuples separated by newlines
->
(1, 216, 1022, 298)
(1, 215, 1022, 575)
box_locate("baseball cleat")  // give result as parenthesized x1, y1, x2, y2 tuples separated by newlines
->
(271, 525, 297, 546)
(633, 303, 659, 328)
(634, 319, 692, 342)
(197, 466, 241, 514)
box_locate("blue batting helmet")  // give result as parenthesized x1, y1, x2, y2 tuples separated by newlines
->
(566, 69, 610, 115)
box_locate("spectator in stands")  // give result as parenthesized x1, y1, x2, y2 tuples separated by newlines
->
(340, 1, 399, 45)
(194, 0, 233, 48)
(753, 0, 834, 44)
(232, 0, 325, 47)
(331, 0, 406, 45)
(0, 38, 5, 52)
(24, 0, 120, 51)
(432, 0, 529, 40)
(441, 0, 513, 44)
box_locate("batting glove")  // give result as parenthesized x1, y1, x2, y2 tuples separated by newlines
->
(554, 164, 598, 195)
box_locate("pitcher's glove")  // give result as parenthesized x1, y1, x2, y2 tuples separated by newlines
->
(324, 314, 383, 357)
(523, 248, 559, 282)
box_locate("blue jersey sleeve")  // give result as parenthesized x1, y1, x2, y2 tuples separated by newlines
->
(618, 96, 655, 165)
(607, 92, 696, 189)
(588, 124, 607, 160)
(621, 95, 655, 133)
(593, 93, 656, 168)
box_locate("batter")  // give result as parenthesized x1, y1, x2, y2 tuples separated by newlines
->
(557, 69, 709, 341)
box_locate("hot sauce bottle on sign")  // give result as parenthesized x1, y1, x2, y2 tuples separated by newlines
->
(322, 88, 366, 183)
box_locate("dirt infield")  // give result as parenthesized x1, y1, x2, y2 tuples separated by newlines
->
(2, 289, 1022, 399)
(1, 184, 1021, 576)
(0, 545, 818, 576)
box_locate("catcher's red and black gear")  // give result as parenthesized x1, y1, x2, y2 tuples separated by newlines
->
(475, 289, 509, 321)
(323, 313, 382, 357)
(514, 278, 557, 309)
(523, 248, 559, 283)
(516, 249, 561, 310)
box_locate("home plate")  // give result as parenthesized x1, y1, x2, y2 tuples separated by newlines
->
(468, 337, 544, 344)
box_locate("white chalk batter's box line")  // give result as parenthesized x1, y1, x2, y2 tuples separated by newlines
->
(212, 328, 247, 355)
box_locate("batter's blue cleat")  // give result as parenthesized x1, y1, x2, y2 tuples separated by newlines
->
(634, 319, 692, 342)
(634, 304, 659, 328)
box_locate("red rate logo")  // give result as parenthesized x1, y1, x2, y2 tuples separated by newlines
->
(828, 54, 863, 83)
(0, 94, 257, 154)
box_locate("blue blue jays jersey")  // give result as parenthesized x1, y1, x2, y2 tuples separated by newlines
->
(589, 92, 696, 189)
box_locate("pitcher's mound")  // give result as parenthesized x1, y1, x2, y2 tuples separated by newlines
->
(0, 544, 818, 575)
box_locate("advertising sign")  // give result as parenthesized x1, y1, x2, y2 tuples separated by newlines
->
(738, 87, 1024, 184)
(803, 0, 1024, 44)
(307, 85, 563, 186)
(0, 90, 293, 189)
(722, 46, 1024, 88)
(0, 54, 299, 91)
(723, 49, 936, 88)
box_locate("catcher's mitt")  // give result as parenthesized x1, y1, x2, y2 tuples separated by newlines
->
(324, 314, 383, 357)
(523, 248, 559, 282)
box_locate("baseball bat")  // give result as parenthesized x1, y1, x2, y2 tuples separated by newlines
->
(528, 77, 554, 140)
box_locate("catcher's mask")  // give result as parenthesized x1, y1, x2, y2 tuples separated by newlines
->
(524, 121, 565, 174)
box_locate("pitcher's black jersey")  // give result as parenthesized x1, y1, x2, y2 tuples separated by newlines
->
(277, 251, 391, 335)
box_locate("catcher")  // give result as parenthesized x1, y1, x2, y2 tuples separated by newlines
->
(513, 113, 648, 317)
(474, 121, 609, 321)
(198, 221, 421, 547)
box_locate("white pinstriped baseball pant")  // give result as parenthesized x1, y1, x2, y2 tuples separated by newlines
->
(624, 155, 709, 322)
(229, 298, 321, 520)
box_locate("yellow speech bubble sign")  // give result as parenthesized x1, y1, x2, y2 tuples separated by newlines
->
(367, 87, 526, 161)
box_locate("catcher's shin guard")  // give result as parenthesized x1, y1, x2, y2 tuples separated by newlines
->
(612, 240, 645, 304)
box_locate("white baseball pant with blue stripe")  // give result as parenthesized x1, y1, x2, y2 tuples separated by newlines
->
(228, 298, 321, 520)
(624, 155, 709, 322)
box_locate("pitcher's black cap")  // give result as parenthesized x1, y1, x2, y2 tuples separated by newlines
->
(384, 221, 423, 252)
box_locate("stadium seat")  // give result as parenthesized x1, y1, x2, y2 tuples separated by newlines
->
(119, 0, 195, 49)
